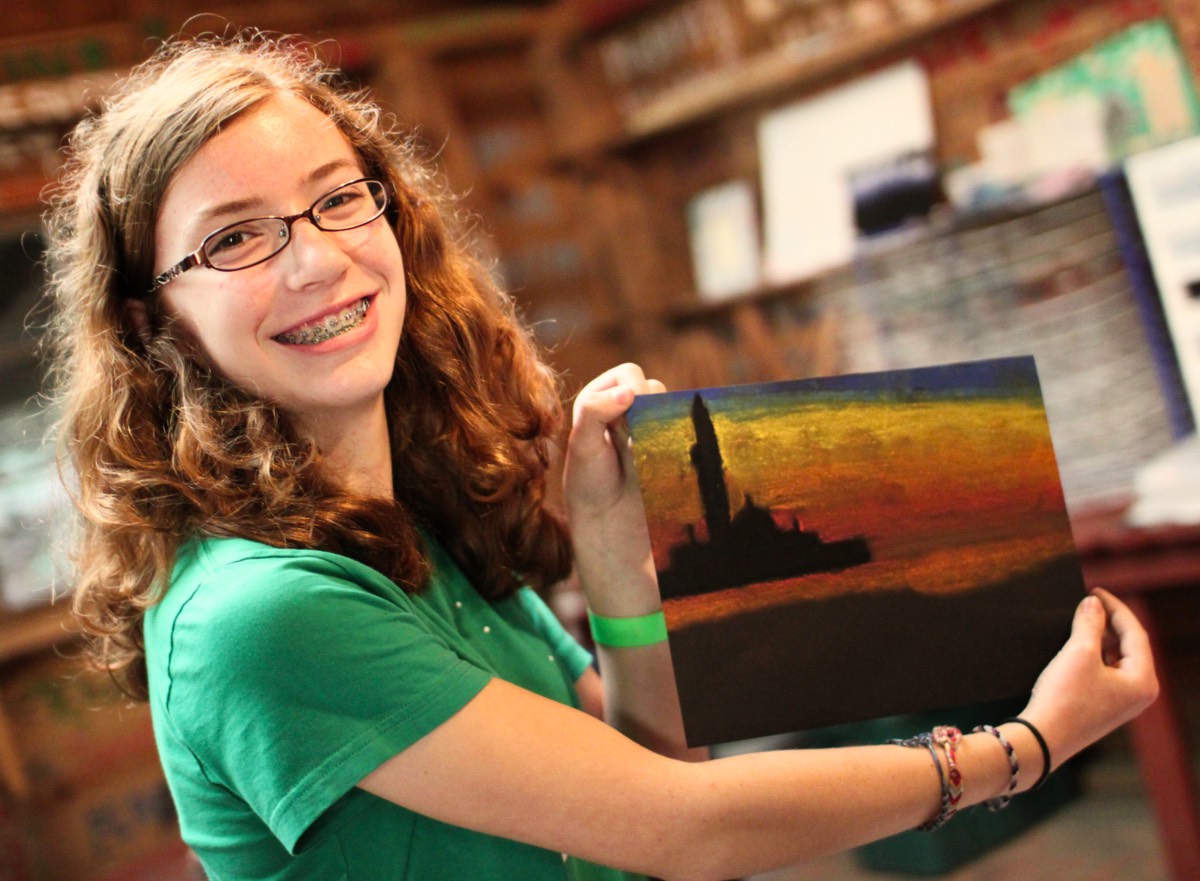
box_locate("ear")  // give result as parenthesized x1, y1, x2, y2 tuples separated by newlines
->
(123, 298, 153, 346)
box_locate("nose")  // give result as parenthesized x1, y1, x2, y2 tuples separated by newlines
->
(280, 217, 352, 290)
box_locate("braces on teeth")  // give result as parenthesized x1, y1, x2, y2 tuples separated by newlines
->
(277, 299, 369, 345)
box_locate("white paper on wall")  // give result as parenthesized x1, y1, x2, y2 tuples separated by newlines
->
(687, 179, 762, 301)
(758, 60, 934, 284)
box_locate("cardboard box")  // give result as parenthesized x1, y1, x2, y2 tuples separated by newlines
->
(12, 761, 186, 881)
(2, 650, 157, 801)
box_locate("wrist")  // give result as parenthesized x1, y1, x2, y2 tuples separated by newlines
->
(999, 717, 1053, 791)
(573, 560, 662, 619)
(587, 608, 668, 648)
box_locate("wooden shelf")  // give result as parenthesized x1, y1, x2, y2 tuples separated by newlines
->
(616, 0, 1015, 144)
(395, 7, 543, 55)
(545, 0, 1018, 157)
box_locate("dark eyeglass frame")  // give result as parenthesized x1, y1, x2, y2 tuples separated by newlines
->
(149, 177, 389, 292)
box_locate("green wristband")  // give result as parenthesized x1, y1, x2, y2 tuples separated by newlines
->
(587, 609, 668, 648)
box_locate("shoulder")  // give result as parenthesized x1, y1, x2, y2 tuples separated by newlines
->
(177, 535, 396, 591)
(148, 537, 413, 663)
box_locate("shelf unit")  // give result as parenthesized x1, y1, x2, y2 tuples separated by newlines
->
(542, 0, 1017, 153)
(519, 0, 1193, 397)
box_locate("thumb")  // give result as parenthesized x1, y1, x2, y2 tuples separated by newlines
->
(1065, 593, 1106, 654)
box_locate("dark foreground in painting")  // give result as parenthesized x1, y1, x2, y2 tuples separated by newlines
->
(668, 553, 1083, 747)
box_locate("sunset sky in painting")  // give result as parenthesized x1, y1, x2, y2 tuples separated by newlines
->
(626, 358, 1077, 628)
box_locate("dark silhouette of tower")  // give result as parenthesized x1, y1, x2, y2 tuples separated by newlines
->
(689, 393, 731, 541)
(655, 393, 872, 600)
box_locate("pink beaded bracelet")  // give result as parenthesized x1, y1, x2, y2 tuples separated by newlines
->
(931, 726, 964, 814)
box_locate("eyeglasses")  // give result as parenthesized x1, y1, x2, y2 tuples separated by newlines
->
(149, 178, 388, 291)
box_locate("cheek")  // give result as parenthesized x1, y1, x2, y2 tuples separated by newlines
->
(162, 287, 269, 367)
(366, 228, 406, 278)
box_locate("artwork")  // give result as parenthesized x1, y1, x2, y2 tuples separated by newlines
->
(1008, 18, 1200, 164)
(626, 356, 1085, 746)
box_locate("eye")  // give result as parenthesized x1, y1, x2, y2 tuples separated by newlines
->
(322, 190, 358, 210)
(208, 227, 257, 254)
(318, 187, 365, 218)
(202, 219, 279, 269)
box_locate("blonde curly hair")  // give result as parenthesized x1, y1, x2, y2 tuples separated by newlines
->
(43, 33, 572, 698)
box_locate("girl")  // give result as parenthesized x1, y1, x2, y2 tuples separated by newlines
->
(44, 33, 1157, 881)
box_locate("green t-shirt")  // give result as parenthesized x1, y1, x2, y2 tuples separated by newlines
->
(144, 535, 635, 881)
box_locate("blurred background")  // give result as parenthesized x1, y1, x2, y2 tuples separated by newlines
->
(1, 0, 1199, 879)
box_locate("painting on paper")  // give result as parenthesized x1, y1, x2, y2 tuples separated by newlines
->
(626, 356, 1084, 746)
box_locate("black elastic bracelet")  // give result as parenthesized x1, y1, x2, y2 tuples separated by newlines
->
(1002, 717, 1052, 789)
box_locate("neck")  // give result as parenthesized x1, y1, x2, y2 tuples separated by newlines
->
(302, 402, 394, 499)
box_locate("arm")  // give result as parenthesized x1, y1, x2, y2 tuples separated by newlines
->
(358, 587, 1157, 881)
(560, 364, 706, 760)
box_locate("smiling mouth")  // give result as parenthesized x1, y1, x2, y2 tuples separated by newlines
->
(274, 298, 371, 345)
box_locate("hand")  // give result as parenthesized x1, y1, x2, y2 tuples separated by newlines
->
(562, 364, 666, 615)
(1020, 588, 1158, 770)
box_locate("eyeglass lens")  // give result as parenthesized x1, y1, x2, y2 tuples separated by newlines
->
(204, 179, 386, 271)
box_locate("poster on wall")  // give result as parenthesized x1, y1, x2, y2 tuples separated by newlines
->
(1125, 135, 1200, 424)
(1009, 18, 1200, 165)
(626, 356, 1084, 746)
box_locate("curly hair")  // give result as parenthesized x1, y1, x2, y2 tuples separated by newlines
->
(42, 33, 573, 699)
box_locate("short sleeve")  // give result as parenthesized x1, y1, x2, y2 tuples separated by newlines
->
(154, 549, 492, 853)
(515, 588, 594, 682)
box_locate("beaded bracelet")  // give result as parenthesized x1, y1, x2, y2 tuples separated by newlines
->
(973, 724, 1019, 810)
(887, 732, 954, 831)
(1002, 717, 1052, 789)
(587, 609, 668, 648)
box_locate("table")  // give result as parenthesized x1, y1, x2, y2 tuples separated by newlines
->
(1073, 504, 1200, 881)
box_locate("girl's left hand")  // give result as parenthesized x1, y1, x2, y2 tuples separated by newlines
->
(562, 363, 666, 615)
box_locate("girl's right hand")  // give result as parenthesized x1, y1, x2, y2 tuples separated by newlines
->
(562, 363, 665, 616)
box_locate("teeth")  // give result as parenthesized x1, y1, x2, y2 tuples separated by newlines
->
(276, 298, 369, 345)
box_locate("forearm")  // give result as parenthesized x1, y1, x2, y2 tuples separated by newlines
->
(574, 553, 706, 760)
(663, 730, 1025, 880)
(362, 679, 1028, 881)
(592, 641, 709, 762)
(363, 559, 1155, 881)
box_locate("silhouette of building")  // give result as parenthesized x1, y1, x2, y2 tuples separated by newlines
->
(655, 393, 871, 601)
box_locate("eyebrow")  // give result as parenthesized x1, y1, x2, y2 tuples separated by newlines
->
(190, 159, 365, 231)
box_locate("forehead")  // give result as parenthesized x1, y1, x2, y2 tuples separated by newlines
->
(163, 92, 359, 211)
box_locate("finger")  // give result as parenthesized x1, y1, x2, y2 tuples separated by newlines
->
(583, 362, 647, 391)
(1091, 588, 1155, 677)
(1066, 593, 1107, 654)
(569, 387, 634, 456)
(647, 379, 667, 395)
(572, 364, 648, 422)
